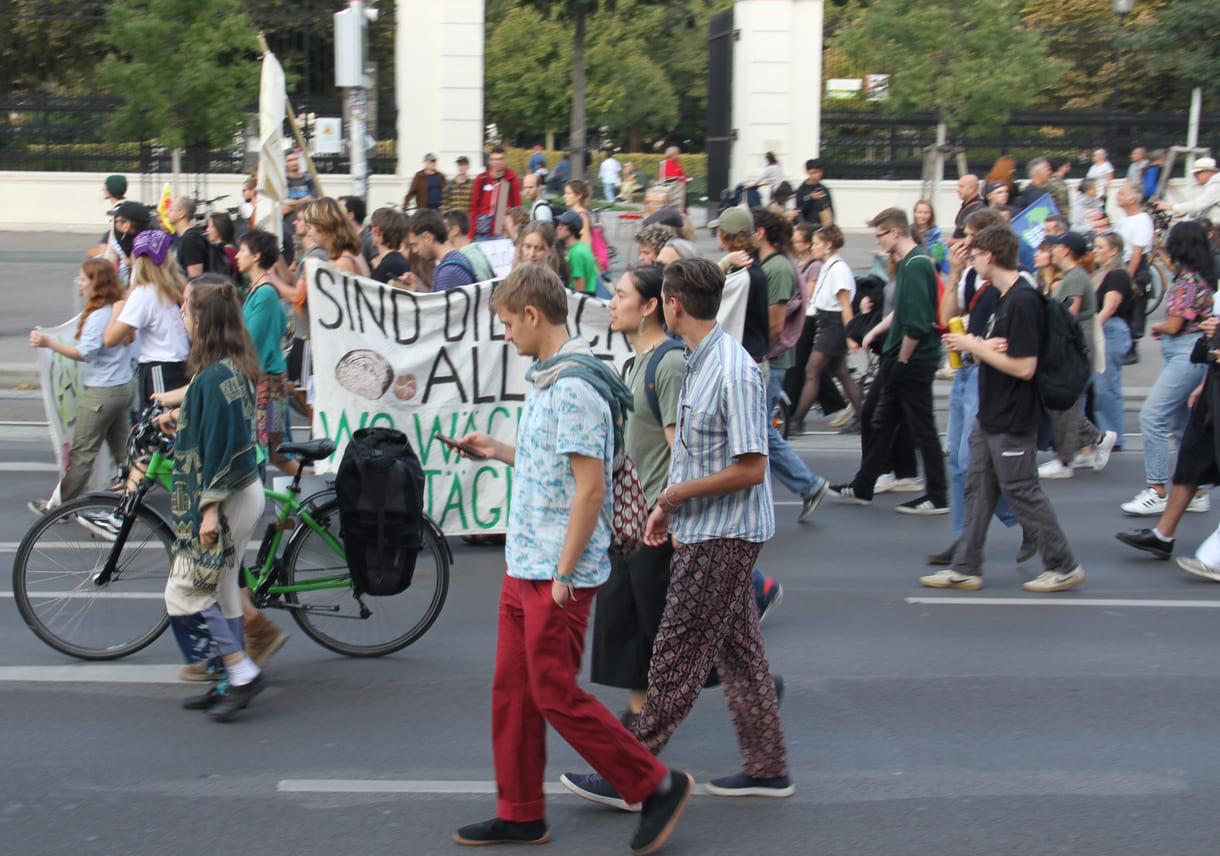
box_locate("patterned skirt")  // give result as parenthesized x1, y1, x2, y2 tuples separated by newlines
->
(256, 372, 291, 447)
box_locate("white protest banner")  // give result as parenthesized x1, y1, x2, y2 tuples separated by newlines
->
(305, 261, 748, 536)
(35, 316, 122, 500)
(478, 238, 516, 278)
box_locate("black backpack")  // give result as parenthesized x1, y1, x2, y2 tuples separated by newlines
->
(204, 240, 233, 277)
(1037, 294, 1092, 411)
(334, 427, 426, 596)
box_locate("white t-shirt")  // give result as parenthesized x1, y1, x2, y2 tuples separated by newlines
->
(1115, 211, 1154, 264)
(810, 255, 855, 313)
(1087, 160, 1115, 195)
(598, 157, 622, 185)
(117, 283, 190, 364)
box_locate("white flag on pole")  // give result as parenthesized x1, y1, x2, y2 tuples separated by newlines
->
(258, 49, 288, 240)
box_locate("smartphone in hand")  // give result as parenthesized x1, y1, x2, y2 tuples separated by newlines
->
(436, 434, 487, 460)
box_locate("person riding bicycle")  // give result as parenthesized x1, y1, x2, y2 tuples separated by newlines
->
(157, 276, 270, 722)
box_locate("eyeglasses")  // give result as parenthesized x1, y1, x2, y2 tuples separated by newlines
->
(874, 229, 891, 239)
(968, 248, 988, 260)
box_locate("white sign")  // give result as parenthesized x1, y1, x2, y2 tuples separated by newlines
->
(304, 261, 748, 536)
(314, 117, 343, 155)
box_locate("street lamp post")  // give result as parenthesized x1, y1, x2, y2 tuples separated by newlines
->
(1111, 0, 1134, 114)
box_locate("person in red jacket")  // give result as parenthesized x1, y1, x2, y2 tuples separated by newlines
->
(468, 146, 521, 239)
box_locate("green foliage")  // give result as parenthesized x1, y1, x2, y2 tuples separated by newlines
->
(1129, 0, 1220, 99)
(832, 0, 1056, 131)
(485, 6, 572, 139)
(96, 0, 259, 150)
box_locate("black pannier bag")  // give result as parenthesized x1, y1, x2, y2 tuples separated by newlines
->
(334, 427, 426, 596)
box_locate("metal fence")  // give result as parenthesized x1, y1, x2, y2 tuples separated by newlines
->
(821, 108, 1220, 181)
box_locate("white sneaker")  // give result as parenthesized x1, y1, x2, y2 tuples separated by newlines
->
(1038, 459, 1074, 480)
(891, 476, 925, 493)
(1187, 492, 1211, 514)
(919, 569, 982, 590)
(1093, 431, 1118, 472)
(1177, 557, 1220, 582)
(1070, 453, 1094, 469)
(827, 406, 856, 429)
(1023, 566, 1086, 592)
(874, 472, 898, 494)
(1121, 488, 1168, 516)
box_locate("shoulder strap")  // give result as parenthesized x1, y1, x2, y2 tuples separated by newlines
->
(437, 253, 475, 278)
(644, 339, 685, 425)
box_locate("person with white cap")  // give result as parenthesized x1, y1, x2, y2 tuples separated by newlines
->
(1157, 157, 1220, 222)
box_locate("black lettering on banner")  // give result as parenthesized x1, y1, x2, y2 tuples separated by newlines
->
(573, 294, 599, 348)
(422, 347, 468, 403)
(314, 267, 345, 329)
(390, 288, 421, 345)
(487, 281, 505, 341)
(355, 279, 388, 337)
(445, 288, 471, 342)
(499, 343, 525, 401)
(470, 346, 496, 404)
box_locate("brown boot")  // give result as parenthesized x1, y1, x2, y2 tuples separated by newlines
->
(180, 661, 223, 682)
(244, 616, 289, 668)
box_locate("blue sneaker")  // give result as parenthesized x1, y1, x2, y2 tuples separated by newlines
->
(755, 576, 784, 624)
(560, 772, 641, 812)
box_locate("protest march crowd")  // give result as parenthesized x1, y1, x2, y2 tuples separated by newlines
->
(24, 140, 1220, 854)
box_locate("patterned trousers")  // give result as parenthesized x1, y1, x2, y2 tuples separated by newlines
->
(634, 537, 789, 779)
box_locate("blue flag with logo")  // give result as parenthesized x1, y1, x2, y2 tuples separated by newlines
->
(1011, 193, 1059, 273)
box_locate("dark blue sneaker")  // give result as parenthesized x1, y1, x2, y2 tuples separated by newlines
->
(631, 769, 693, 856)
(454, 817, 549, 846)
(755, 576, 784, 624)
(704, 771, 794, 798)
(798, 477, 830, 522)
(560, 772, 641, 811)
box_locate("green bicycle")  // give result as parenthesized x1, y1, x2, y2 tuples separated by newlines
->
(11, 409, 452, 660)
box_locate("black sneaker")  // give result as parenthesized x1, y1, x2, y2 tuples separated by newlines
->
(207, 672, 266, 722)
(182, 685, 225, 711)
(773, 674, 785, 708)
(631, 770, 694, 856)
(453, 817, 550, 846)
(560, 772, 641, 811)
(1116, 528, 1174, 560)
(704, 771, 795, 798)
(619, 709, 640, 731)
(1016, 527, 1039, 563)
(896, 496, 950, 516)
(828, 483, 871, 505)
(798, 478, 830, 522)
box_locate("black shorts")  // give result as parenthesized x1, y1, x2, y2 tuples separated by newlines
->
(137, 361, 188, 408)
(812, 310, 848, 358)
(1173, 387, 1220, 487)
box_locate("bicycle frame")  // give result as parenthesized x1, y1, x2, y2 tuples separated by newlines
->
(98, 448, 349, 599)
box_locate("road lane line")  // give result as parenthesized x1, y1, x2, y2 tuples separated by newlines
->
(0, 665, 181, 683)
(907, 597, 1220, 608)
(0, 590, 165, 599)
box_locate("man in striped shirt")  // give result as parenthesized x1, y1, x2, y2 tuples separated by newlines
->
(637, 258, 791, 797)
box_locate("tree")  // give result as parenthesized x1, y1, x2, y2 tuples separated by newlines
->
(484, 6, 572, 145)
(585, 17, 677, 152)
(96, 0, 259, 151)
(832, 0, 1056, 132)
(1127, 0, 1220, 109)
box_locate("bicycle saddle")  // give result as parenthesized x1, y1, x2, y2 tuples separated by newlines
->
(277, 438, 337, 462)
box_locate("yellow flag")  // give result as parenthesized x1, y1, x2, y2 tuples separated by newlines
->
(157, 183, 175, 233)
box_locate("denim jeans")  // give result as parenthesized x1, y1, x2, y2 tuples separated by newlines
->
(768, 367, 821, 498)
(947, 363, 1016, 538)
(1139, 333, 1207, 485)
(1093, 317, 1132, 442)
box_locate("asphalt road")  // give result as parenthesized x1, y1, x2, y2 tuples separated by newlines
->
(4, 231, 1217, 856)
(5, 418, 1220, 856)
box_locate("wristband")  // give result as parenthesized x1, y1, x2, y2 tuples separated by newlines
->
(661, 485, 681, 511)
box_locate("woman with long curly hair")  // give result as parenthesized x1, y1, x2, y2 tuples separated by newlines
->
(158, 276, 268, 722)
(27, 259, 135, 513)
(302, 197, 371, 278)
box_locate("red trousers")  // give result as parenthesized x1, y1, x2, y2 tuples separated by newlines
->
(492, 575, 668, 822)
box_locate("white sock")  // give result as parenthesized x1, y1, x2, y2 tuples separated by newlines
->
(1153, 528, 1173, 542)
(226, 656, 261, 686)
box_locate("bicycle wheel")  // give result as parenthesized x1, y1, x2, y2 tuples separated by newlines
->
(282, 500, 450, 656)
(1145, 260, 1170, 316)
(12, 495, 172, 659)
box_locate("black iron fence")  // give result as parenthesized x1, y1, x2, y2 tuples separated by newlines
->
(821, 108, 1220, 181)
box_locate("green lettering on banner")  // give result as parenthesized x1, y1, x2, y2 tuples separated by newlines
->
(317, 409, 397, 456)
(471, 465, 502, 529)
(438, 474, 468, 530)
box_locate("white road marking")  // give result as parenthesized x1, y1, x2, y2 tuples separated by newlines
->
(0, 462, 57, 471)
(907, 597, 1220, 608)
(277, 780, 566, 795)
(0, 665, 181, 683)
(0, 590, 164, 599)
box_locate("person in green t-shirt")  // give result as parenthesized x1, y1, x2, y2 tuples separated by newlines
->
(557, 210, 598, 294)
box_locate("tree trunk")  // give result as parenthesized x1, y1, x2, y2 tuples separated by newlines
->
(629, 123, 641, 154)
(569, 6, 586, 182)
(545, 129, 555, 152)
